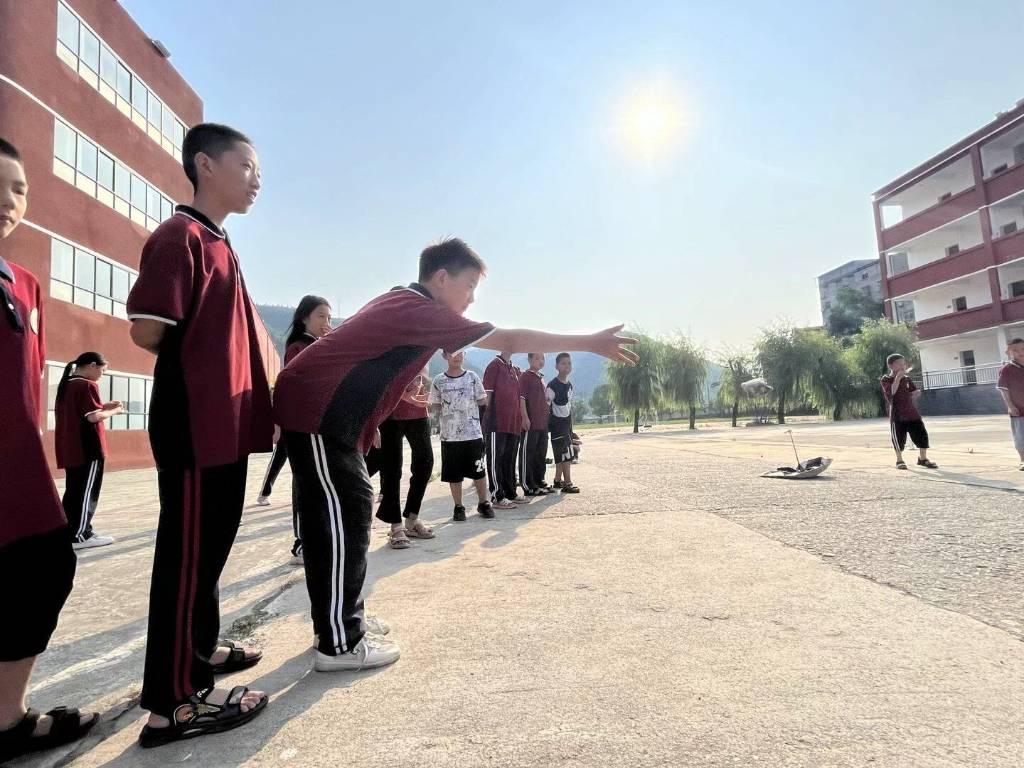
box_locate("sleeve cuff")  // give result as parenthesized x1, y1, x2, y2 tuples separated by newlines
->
(127, 313, 178, 326)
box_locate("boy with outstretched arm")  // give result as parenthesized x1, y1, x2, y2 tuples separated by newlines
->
(127, 124, 273, 747)
(429, 350, 492, 520)
(272, 238, 636, 673)
(881, 353, 937, 471)
(548, 352, 579, 491)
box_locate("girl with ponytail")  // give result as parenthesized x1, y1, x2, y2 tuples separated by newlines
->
(257, 295, 332, 564)
(54, 352, 123, 549)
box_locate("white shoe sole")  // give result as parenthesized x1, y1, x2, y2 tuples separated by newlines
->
(313, 649, 400, 672)
(73, 537, 114, 550)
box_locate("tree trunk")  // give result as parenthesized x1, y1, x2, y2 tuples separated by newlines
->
(688, 404, 696, 430)
(633, 408, 640, 434)
(777, 396, 786, 425)
(731, 399, 738, 428)
(833, 403, 842, 421)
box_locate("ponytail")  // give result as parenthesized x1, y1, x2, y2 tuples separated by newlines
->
(56, 351, 107, 404)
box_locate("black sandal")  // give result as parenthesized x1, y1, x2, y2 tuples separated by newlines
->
(561, 484, 581, 493)
(210, 639, 263, 675)
(138, 686, 268, 748)
(0, 706, 98, 762)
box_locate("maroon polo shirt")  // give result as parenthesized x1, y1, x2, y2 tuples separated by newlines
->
(126, 206, 274, 469)
(0, 257, 66, 547)
(55, 376, 107, 469)
(284, 333, 317, 366)
(997, 362, 1024, 411)
(881, 374, 920, 421)
(274, 283, 493, 453)
(483, 355, 523, 434)
(519, 369, 549, 431)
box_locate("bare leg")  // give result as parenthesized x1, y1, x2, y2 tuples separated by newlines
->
(559, 462, 572, 485)
(450, 482, 464, 506)
(0, 657, 94, 734)
(473, 478, 489, 502)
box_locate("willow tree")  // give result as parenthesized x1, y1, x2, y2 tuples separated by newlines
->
(607, 334, 664, 433)
(662, 336, 708, 429)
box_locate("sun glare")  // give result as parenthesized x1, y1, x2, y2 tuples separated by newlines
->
(612, 82, 688, 162)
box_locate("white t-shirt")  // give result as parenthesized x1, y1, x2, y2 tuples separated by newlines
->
(429, 370, 487, 442)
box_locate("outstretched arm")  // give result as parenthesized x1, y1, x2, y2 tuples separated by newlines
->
(478, 325, 637, 365)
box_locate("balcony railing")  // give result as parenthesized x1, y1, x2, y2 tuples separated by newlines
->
(916, 363, 1001, 390)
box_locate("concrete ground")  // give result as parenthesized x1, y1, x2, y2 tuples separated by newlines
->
(11, 416, 1024, 768)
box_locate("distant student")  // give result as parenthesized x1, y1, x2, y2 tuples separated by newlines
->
(483, 351, 524, 509)
(378, 366, 435, 549)
(548, 353, 580, 491)
(518, 353, 552, 496)
(55, 352, 123, 549)
(0, 138, 98, 762)
(257, 295, 332, 563)
(881, 353, 938, 470)
(127, 124, 273, 746)
(996, 337, 1024, 469)
(430, 350, 492, 520)
(272, 238, 636, 675)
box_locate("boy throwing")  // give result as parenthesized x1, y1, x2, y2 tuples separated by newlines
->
(429, 351, 492, 520)
(881, 353, 938, 470)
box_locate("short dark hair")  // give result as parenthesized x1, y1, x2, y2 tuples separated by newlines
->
(527, 352, 543, 361)
(419, 238, 487, 283)
(0, 137, 21, 163)
(1008, 338, 1024, 346)
(556, 352, 571, 365)
(182, 123, 252, 190)
(886, 353, 905, 366)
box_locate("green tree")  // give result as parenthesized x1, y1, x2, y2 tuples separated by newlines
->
(802, 329, 869, 420)
(755, 325, 816, 425)
(847, 319, 919, 416)
(573, 398, 591, 422)
(662, 336, 708, 429)
(590, 384, 615, 420)
(607, 333, 665, 433)
(825, 286, 885, 338)
(716, 351, 756, 427)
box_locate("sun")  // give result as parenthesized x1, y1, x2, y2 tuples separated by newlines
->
(612, 81, 688, 161)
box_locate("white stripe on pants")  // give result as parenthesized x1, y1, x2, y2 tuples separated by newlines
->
(77, 459, 99, 539)
(310, 434, 347, 653)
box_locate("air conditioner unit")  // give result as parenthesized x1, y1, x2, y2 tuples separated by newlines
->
(1002, 221, 1019, 237)
(992, 163, 1009, 175)
(938, 192, 953, 202)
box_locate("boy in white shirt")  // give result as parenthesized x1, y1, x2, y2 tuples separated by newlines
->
(429, 350, 493, 520)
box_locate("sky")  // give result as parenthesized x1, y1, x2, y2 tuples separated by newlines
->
(122, 0, 1024, 350)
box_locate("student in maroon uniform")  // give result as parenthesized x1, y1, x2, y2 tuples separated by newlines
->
(0, 138, 99, 762)
(126, 124, 273, 747)
(273, 237, 636, 673)
(483, 352, 524, 509)
(996, 337, 1024, 469)
(881, 353, 938, 471)
(54, 352, 123, 549)
(518, 353, 552, 496)
(257, 295, 332, 563)
(378, 366, 436, 549)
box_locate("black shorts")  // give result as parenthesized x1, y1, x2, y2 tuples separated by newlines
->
(891, 418, 929, 451)
(0, 528, 76, 661)
(441, 439, 486, 482)
(550, 417, 573, 463)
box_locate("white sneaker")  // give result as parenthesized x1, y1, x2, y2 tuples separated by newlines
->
(313, 637, 400, 672)
(73, 534, 115, 550)
(365, 615, 390, 636)
(256, 495, 271, 506)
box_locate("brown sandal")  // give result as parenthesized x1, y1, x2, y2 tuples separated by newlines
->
(404, 521, 435, 539)
(388, 529, 411, 549)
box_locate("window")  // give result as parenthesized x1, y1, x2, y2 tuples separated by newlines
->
(894, 300, 916, 324)
(79, 27, 100, 73)
(97, 152, 114, 191)
(54, 121, 77, 167)
(173, 120, 185, 149)
(131, 75, 147, 115)
(953, 296, 968, 312)
(130, 174, 146, 211)
(162, 109, 175, 139)
(1010, 280, 1024, 299)
(889, 252, 909, 275)
(161, 197, 173, 221)
(114, 162, 130, 200)
(56, 2, 79, 55)
(115, 62, 131, 101)
(945, 244, 960, 258)
(48, 236, 137, 320)
(1002, 221, 1019, 237)
(75, 136, 97, 179)
(147, 186, 161, 220)
(148, 95, 162, 130)
(99, 46, 117, 86)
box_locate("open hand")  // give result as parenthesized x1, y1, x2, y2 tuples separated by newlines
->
(587, 325, 638, 365)
(103, 400, 123, 412)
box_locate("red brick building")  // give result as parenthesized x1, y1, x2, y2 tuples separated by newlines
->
(0, 0, 280, 472)
(874, 100, 1024, 392)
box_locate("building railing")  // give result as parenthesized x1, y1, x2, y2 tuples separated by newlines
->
(914, 363, 1001, 390)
